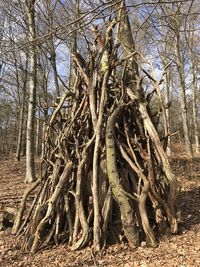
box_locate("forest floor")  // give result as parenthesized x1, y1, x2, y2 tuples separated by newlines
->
(0, 147, 200, 267)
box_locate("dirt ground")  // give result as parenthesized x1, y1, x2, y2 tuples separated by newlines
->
(0, 154, 200, 267)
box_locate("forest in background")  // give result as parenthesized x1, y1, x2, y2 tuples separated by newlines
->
(0, 0, 200, 258)
(0, 0, 199, 160)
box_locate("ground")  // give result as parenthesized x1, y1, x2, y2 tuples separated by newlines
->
(0, 151, 200, 267)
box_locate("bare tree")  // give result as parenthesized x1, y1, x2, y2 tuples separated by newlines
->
(16, 56, 28, 161)
(25, 0, 37, 182)
(188, 25, 199, 153)
(165, 3, 193, 157)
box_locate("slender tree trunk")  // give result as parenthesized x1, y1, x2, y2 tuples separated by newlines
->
(164, 70, 171, 156)
(175, 34, 193, 158)
(116, 0, 138, 89)
(35, 116, 40, 157)
(191, 74, 199, 153)
(69, 0, 78, 90)
(50, 40, 60, 97)
(25, 0, 37, 182)
(41, 121, 46, 160)
(16, 59, 28, 161)
(16, 96, 26, 161)
(46, 0, 60, 98)
(189, 50, 199, 153)
(22, 112, 27, 157)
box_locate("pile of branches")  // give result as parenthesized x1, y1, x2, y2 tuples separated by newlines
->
(12, 19, 179, 253)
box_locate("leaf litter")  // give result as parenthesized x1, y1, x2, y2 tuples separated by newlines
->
(0, 155, 199, 267)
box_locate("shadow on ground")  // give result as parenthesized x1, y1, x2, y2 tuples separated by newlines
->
(178, 186, 200, 230)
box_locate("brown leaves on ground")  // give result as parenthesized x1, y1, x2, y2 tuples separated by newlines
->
(0, 155, 200, 267)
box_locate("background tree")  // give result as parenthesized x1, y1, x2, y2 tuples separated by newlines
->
(25, 0, 37, 183)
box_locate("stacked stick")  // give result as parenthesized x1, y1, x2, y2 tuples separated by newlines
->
(12, 18, 179, 253)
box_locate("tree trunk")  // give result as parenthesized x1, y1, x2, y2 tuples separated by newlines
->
(164, 69, 171, 156)
(25, 0, 37, 183)
(35, 117, 40, 158)
(191, 73, 199, 154)
(115, 0, 138, 89)
(50, 40, 60, 97)
(106, 105, 139, 247)
(189, 50, 199, 154)
(16, 59, 28, 161)
(40, 121, 46, 160)
(175, 33, 193, 158)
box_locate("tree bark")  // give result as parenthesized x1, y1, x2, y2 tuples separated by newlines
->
(35, 117, 40, 158)
(106, 104, 139, 247)
(191, 71, 199, 154)
(164, 69, 171, 156)
(50, 39, 60, 97)
(175, 33, 193, 158)
(25, 0, 37, 182)
(189, 46, 199, 153)
(16, 58, 28, 161)
(115, 0, 138, 90)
